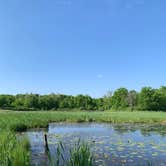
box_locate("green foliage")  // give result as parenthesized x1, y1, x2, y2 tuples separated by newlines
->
(156, 86, 166, 110)
(24, 94, 39, 109)
(127, 90, 138, 110)
(0, 111, 166, 133)
(0, 86, 166, 111)
(138, 87, 166, 111)
(51, 140, 94, 166)
(0, 94, 99, 111)
(111, 88, 129, 110)
(9, 123, 27, 132)
(0, 95, 15, 108)
(67, 141, 93, 166)
(0, 131, 29, 166)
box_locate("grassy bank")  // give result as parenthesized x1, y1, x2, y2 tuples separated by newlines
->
(0, 110, 166, 132)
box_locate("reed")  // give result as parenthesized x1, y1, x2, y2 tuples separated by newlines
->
(0, 131, 30, 166)
(0, 111, 166, 132)
(48, 139, 94, 166)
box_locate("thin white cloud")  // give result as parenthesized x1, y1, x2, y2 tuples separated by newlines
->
(97, 74, 104, 79)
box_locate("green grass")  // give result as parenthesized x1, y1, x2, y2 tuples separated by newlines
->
(0, 131, 30, 166)
(49, 139, 94, 166)
(0, 110, 165, 166)
(0, 110, 166, 132)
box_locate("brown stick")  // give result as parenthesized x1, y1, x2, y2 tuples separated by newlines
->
(44, 134, 49, 151)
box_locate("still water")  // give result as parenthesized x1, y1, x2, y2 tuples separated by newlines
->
(26, 123, 166, 166)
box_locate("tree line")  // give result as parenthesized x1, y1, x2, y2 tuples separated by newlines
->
(0, 86, 166, 111)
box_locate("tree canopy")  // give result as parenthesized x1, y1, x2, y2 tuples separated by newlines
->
(0, 86, 166, 111)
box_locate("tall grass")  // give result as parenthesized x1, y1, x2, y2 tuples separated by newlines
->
(49, 140, 94, 166)
(0, 131, 30, 166)
(67, 140, 93, 166)
(0, 111, 166, 132)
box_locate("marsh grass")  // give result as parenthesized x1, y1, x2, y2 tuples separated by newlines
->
(0, 111, 166, 132)
(0, 111, 166, 166)
(67, 140, 93, 166)
(0, 131, 30, 166)
(49, 139, 94, 166)
(0, 110, 163, 166)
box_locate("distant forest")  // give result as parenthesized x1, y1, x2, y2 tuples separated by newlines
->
(0, 86, 166, 111)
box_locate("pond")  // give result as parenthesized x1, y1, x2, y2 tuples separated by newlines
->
(26, 123, 166, 166)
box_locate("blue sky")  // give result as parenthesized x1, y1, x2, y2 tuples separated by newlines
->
(0, 0, 166, 97)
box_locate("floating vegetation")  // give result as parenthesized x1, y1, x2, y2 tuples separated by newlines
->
(26, 123, 166, 166)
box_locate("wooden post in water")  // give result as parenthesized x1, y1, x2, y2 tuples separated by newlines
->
(44, 134, 49, 151)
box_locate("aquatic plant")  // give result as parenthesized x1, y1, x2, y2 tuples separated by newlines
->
(49, 139, 94, 166)
(0, 110, 166, 166)
(67, 140, 93, 166)
(0, 131, 30, 166)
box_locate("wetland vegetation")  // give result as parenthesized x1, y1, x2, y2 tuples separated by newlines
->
(1, 86, 166, 165)
(1, 0, 166, 164)
(0, 111, 166, 165)
(1, 111, 166, 132)
(27, 123, 166, 166)
(0, 131, 29, 166)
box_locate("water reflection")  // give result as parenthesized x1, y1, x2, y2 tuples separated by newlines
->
(27, 123, 166, 166)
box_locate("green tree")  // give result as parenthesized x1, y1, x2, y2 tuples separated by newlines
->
(155, 86, 166, 110)
(102, 91, 112, 110)
(95, 98, 104, 111)
(0, 95, 14, 108)
(11, 94, 25, 109)
(39, 94, 59, 110)
(126, 90, 138, 110)
(24, 94, 39, 109)
(111, 88, 128, 110)
(74, 95, 95, 110)
(138, 87, 162, 110)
